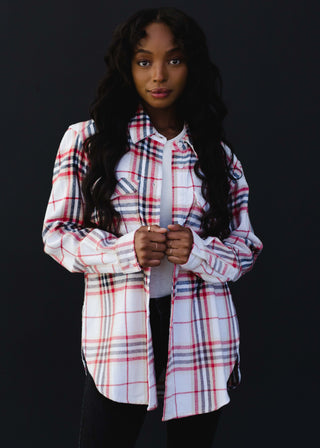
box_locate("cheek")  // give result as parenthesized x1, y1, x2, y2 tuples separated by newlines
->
(132, 72, 146, 93)
(131, 66, 141, 90)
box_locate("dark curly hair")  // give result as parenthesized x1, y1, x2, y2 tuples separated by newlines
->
(82, 7, 234, 239)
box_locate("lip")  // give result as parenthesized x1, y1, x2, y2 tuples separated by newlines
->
(148, 88, 172, 98)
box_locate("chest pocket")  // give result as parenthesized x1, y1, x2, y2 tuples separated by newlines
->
(183, 185, 209, 231)
(194, 185, 208, 211)
(110, 177, 141, 233)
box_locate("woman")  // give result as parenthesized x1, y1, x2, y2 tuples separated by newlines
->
(42, 7, 262, 448)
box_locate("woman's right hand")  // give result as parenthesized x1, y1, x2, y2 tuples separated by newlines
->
(134, 225, 167, 268)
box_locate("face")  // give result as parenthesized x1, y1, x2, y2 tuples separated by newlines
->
(131, 22, 188, 115)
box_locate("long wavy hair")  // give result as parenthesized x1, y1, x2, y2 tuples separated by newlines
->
(82, 7, 234, 239)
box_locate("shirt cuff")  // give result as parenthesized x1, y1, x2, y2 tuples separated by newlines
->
(113, 230, 142, 273)
(180, 229, 207, 272)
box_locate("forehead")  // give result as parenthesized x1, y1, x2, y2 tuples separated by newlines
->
(135, 22, 177, 51)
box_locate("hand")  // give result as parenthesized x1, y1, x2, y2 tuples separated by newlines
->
(134, 225, 167, 268)
(166, 224, 193, 265)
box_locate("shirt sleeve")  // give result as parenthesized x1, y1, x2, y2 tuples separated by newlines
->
(42, 125, 142, 274)
(180, 145, 263, 284)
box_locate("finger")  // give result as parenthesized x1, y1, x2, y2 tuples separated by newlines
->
(140, 258, 163, 268)
(167, 255, 183, 265)
(146, 225, 167, 234)
(149, 251, 165, 260)
(167, 232, 191, 244)
(166, 241, 186, 251)
(166, 247, 190, 264)
(166, 247, 191, 257)
(167, 230, 186, 240)
(139, 231, 167, 245)
(151, 242, 167, 252)
(166, 247, 181, 257)
(166, 240, 176, 249)
(150, 233, 167, 243)
(147, 259, 163, 267)
(139, 250, 165, 266)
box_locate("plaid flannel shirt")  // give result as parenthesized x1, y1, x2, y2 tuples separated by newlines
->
(42, 105, 262, 421)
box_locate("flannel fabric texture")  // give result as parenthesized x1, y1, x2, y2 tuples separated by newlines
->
(42, 105, 263, 421)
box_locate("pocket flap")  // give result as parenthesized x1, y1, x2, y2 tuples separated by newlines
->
(111, 177, 139, 199)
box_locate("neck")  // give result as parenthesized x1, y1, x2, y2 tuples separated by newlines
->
(142, 103, 184, 138)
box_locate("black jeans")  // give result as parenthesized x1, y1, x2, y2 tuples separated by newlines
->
(79, 296, 222, 447)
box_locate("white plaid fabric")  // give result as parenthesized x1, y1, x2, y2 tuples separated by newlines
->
(42, 105, 262, 421)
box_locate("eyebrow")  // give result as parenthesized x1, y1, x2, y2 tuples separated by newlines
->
(134, 47, 182, 55)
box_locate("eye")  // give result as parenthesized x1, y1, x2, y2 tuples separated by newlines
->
(169, 58, 182, 65)
(137, 60, 151, 67)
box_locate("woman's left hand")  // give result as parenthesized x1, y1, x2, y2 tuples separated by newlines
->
(166, 224, 193, 265)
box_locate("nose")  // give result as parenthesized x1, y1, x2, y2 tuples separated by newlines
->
(152, 62, 168, 83)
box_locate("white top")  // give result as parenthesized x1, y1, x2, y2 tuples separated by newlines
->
(150, 127, 186, 298)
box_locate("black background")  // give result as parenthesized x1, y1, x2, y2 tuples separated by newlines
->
(3, 0, 319, 446)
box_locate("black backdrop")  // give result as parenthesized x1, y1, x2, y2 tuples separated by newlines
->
(3, 0, 319, 446)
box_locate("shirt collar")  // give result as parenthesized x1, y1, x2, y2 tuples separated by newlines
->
(128, 104, 195, 154)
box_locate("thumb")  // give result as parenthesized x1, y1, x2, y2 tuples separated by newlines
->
(150, 225, 167, 233)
